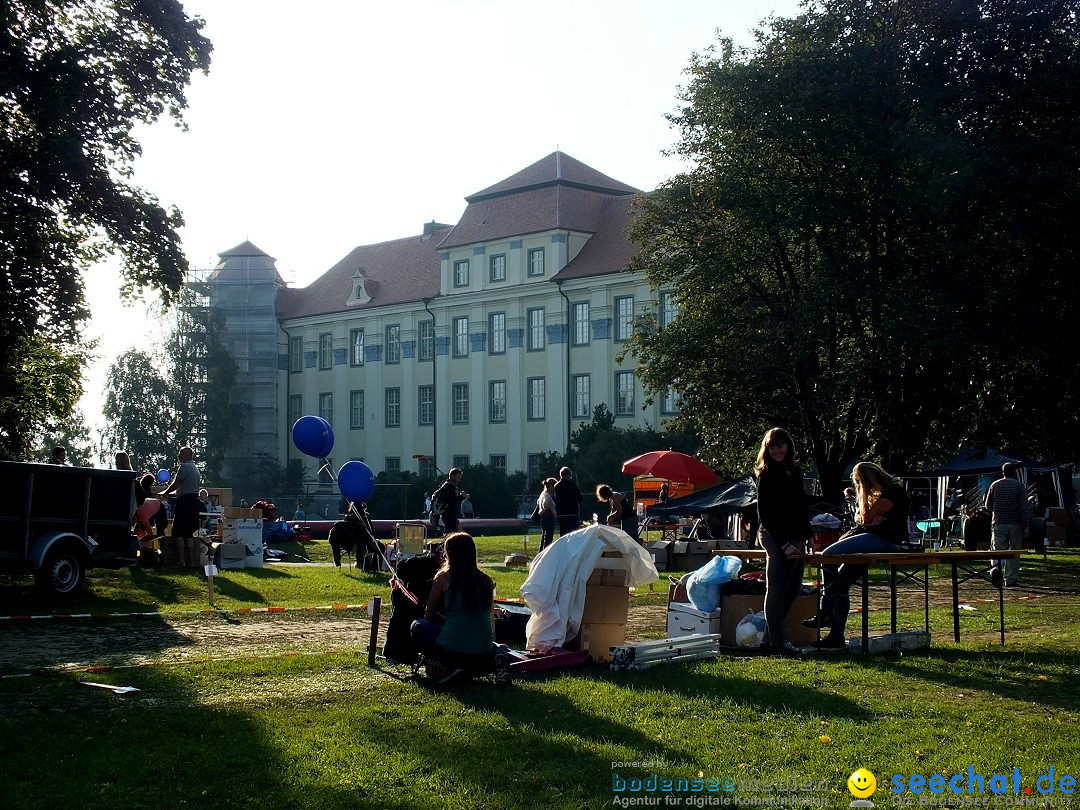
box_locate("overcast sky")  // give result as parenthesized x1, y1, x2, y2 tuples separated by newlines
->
(81, 0, 805, 430)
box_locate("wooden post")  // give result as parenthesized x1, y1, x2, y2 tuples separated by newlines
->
(367, 596, 382, 666)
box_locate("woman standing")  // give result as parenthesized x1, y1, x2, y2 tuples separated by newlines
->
(807, 461, 910, 649)
(536, 477, 558, 551)
(755, 427, 813, 656)
(595, 484, 640, 543)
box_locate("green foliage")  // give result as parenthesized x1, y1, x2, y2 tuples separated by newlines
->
(0, 1, 212, 461)
(32, 407, 95, 467)
(0, 334, 86, 459)
(100, 349, 178, 472)
(628, 0, 1080, 498)
(560, 405, 701, 515)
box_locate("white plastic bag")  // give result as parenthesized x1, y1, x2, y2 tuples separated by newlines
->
(735, 610, 767, 648)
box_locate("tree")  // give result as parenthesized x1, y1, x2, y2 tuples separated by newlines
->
(101, 349, 179, 472)
(627, 0, 1080, 498)
(33, 407, 95, 466)
(0, 1, 212, 459)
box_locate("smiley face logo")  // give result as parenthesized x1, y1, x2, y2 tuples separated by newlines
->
(847, 768, 877, 799)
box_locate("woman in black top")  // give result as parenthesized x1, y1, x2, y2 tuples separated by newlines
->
(808, 461, 910, 648)
(755, 427, 813, 656)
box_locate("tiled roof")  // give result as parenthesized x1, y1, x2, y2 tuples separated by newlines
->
(553, 195, 643, 281)
(467, 151, 640, 201)
(217, 240, 274, 260)
(438, 185, 627, 249)
(276, 229, 449, 320)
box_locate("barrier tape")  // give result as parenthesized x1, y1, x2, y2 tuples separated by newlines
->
(0, 603, 369, 623)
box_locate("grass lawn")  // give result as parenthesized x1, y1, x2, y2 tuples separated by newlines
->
(1, 545, 1079, 809)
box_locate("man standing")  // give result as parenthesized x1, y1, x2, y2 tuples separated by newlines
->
(432, 468, 464, 535)
(553, 466, 583, 536)
(985, 462, 1030, 587)
(160, 446, 203, 568)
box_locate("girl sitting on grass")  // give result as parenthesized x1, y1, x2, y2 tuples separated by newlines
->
(410, 532, 510, 684)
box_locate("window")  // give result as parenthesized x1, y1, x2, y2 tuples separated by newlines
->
(572, 302, 590, 346)
(490, 455, 506, 476)
(418, 458, 436, 479)
(527, 377, 546, 420)
(385, 325, 401, 364)
(452, 382, 469, 424)
(615, 296, 634, 341)
(319, 392, 333, 426)
(418, 320, 434, 361)
(527, 247, 545, 277)
(385, 457, 401, 473)
(453, 259, 469, 287)
(660, 291, 679, 328)
(453, 317, 469, 357)
(350, 390, 365, 429)
(572, 374, 591, 419)
(385, 387, 400, 427)
(418, 385, 434, 426)
(615, 371, 635, 416)
(350, 329, 365, 366)
(490, 253, 506, 282)
(527, 307, 545, 351)
(319, 333, 333, 370)
(488, 313, 505, 354)
(289, 337, 303, 373)
(453, 455, 470, 469)
(527, 453, 543, 484)
(288, 394, 302, 428)
(662, 387, 681, 415)
(489, 380, 507, 423)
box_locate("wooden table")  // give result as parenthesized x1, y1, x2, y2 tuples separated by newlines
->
(714, 548, 1024, 652)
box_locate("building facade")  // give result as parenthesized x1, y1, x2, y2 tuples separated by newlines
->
(207, 152, 679, 482)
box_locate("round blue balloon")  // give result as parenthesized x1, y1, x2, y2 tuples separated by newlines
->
(157, 468, 170, 483)
(338, 461, 376, 504)
(292, 415, 334, 457)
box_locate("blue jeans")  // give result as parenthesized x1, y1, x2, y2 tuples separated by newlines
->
(819, 532, 901, 635)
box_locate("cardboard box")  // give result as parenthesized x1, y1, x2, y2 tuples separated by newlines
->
(667, 602, 723, 637)
(671, 552, 711, 572)
(1047, 508, 1071, 527)
(668, 576, 688, 604)
(687, 541, 715, 554)
(672, 541, 689, 554)
(217, 544, 246, 569)
(718, 593, 818, 647)
(1046, 526, 1067, 543)
(223, 507, 263, 519)
(581, 584, 629, 624)
(579, 622, 626, 662)
(587, 567, 628, 586)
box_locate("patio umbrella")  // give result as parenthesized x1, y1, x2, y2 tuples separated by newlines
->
(620, 450, 716, 484)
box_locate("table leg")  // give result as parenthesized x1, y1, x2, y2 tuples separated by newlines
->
(889, 566, 898, 634)
(998, 565, 1006, 646)
(861, 567, 870, 655)
(923, 565, 930, 635)
(951, 561, 960, 643)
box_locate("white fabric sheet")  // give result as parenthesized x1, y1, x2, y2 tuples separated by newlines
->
(520, 523, 659, 653)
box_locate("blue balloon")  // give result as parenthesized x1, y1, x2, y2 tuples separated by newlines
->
(157, 468, 170, 483)
(292, 415, 334, 457)
(338, 461, 376, 504)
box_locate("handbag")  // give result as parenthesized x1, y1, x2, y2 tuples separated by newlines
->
(530, 503, 542, 524)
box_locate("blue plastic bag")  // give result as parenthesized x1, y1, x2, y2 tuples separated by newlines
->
(685, 555, 742, 612)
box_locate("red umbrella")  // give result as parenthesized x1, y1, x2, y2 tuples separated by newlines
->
(620, 450, 716, 484)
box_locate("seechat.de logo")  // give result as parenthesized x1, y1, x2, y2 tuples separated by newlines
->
(849, 768, 877, 807)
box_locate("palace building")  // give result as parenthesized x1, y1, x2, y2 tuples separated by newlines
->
(203, 151, 679, 482)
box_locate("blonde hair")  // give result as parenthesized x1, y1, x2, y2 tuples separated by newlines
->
(852, 462, 898, 525)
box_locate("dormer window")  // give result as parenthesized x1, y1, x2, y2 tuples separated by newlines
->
(346, 267, 371, 306)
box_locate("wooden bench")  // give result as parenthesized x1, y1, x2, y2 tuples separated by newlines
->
(714, 548, 1024, 653)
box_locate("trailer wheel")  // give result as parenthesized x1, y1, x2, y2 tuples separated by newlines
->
(35, 544, 87, 597)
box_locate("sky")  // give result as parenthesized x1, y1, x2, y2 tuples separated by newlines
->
(80, 0, 805, 430)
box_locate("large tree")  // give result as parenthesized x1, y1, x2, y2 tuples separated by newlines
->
(0, 1, 212, 459)
(627, 0, 1080, 498)
(101, 348, 179, 472)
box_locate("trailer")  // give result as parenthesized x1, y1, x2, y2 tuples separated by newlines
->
(0, 461, 139, 596)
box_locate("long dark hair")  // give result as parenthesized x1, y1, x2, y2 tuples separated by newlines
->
(753, 427, 798, 476)
(439, 532, 493, 613)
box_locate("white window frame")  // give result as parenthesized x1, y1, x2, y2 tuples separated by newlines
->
(527, 377, 546, 421)
(349, 390, 364, 429)
(319, 392, 334, 426)
(385, 324, 401, 364)
(572, 374, 591, 419)
(452, 382, 469, 424)
(418, 320, 434, 362)
(527, 307, 545, 351)
(615, 371, 635, 416)
(453, 316, 469, 357)
(418, 385, 434, 426)
(490, 253, 506, 282)
(453, 259, 470, 287)
(385, 387, 401, 428)
(350, 328, 364, 366)
(572, 302, 590, 346)
(488, 312, 506, 354)
(527, 247, 545, 277)
(489, 380, 507, 423)
(319, 333, 333, 370)
(615, 295, 634, 342)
